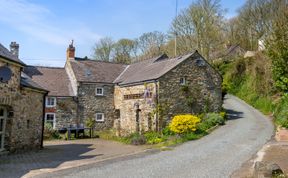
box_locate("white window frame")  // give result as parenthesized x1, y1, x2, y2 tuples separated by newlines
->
(45, 113, 56, 129)
(95, 113, 105, 122)
(95, 87, 104, 96)
(180, 77, 186, 85)
(46, 97, 56, 107)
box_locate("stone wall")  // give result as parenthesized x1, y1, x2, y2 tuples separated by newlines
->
(0, 58, 45, 153)
(114, 83, 157, 135)
(56, 97, 78, 128)
(8, 88, 44, 152)
(78, 83, 116, 130)
(45, 97, 78, 129)
(158, 53, 222, 125)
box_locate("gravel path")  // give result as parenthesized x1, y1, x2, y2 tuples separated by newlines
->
(52, 95, 274, 178)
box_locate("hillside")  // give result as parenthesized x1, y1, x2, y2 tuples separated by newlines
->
(214, 52, 288, 128)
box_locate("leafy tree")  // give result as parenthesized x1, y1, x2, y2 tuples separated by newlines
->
(267, 0, 288, 92)
(114, 38, 135, 64)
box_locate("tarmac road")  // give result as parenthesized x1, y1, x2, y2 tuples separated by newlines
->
(47, 95, 274, 178)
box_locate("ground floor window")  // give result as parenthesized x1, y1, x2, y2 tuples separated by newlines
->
(45, 113, 56, 128)
(95, 113, 104, 122)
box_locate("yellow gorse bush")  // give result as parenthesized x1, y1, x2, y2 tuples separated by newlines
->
(169, 114, 201, 134)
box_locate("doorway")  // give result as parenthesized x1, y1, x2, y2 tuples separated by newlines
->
(0, 107, 6, 151)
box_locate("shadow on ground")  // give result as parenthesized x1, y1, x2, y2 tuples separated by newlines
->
(0, 144, 100, 178)
(225, 109, 244, 120)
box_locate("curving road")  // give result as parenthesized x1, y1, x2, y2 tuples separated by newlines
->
(51, 95, 274, 178)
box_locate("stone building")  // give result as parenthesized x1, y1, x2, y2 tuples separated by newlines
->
(25, 43, 126, 130)
(114, 52, 222, 134)
(27, 43, 222, 135)
(0, 42, 47, 153)
(24, 66, 77, 129)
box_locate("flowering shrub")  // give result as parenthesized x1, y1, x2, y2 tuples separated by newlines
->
(169, 114, 201, 134)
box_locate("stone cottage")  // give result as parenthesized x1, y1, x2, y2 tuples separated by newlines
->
(0, 42, 47, 153)
(114, 52, 222, 134)
(27, 43, 222, 135)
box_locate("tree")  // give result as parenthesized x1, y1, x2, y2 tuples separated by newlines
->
(170, 0, 225, 60)
(137, 31, 167, 60)
(93, 37, 114, 61)
(236, 0, 273, 50)
(113, 38, 136, 64)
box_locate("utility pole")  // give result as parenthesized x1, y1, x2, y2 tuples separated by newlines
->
(174, 0, 178, 57)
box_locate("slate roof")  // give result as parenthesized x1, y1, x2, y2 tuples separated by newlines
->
(0, 43, 25, 66)
(23, 66, 74, 96)
(211, 44, 245, 60)
(20, 72, 48, 92)
(69, 57, 127, 83)
(114, 51, 197, 85)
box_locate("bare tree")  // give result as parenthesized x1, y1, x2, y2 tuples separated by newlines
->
(137, 31, 167, 60)
(170, 0, 225, 60)
(93, 37, 114, 61)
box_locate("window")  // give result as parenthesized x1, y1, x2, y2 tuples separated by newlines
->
(95, 113, 104, 122)
(180, 77, 186, 85)
(196, 58, 206, 67)
(46, 97, 56, 107)
(96, 87, 104, 96)
(45, 113, 55, 128)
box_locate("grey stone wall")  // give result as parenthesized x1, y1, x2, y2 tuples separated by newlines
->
(8, 88, 44, 152)
(78, 83, 116, 130)
(0, 59, 44, 153)
(55, 97, 78, 129)
(158, 53, 222, 125)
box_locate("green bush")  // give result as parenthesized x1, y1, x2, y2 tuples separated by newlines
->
(203, 113, 225, 126)
(182, 132, 206, 141)
(144, 131, 166, 144)
(274, 94, 288, 128)
(162, 126, 175, 136)
(44, 124, 61, 140)
(130, 133, 146, 145)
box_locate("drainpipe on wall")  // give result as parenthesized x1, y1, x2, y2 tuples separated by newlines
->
(41, 92, 48, 149)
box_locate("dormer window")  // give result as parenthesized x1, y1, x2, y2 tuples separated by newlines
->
(46, 97, 56, 107)
(96, 87, 104, 96)
(180, 77, 186, 85)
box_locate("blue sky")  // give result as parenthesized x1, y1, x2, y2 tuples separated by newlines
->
(0, 0, 245, 67)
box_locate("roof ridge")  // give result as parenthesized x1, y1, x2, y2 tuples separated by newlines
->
(75, 57, 127, 65)
(27, 65, 64, 69)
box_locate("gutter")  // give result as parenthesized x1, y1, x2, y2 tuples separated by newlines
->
(41, 92, 48, 149)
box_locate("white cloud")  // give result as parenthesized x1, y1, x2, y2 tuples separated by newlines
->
(0, 0, 101, 46)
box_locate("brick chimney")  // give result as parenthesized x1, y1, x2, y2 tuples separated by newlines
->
(10, 42, 19, 58)
(66, 40, 75, 60)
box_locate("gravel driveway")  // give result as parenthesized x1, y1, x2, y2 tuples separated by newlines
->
(46, 95, 274, 178)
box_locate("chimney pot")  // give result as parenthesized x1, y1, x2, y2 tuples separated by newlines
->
(10, 41, 19, 58)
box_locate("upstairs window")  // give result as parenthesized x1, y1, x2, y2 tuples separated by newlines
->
(95, 113, 104, 122)
(180, 77, 186, 85)
(46, 97, 56, 107)
(96, 87, 104, 96)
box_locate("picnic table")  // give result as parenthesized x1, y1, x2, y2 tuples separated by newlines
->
(58, 127, 92, 140)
